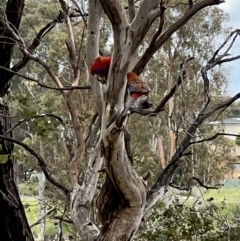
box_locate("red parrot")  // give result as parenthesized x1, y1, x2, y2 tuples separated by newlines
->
(90, 56, 112, 84)
(123, 72, 152, 115)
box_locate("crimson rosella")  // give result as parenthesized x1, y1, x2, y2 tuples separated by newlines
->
(90, 56, 111, 84)
(123, 72, 152, 115)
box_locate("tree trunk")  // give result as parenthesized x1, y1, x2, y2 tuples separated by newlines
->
(0, 158, 34, 241)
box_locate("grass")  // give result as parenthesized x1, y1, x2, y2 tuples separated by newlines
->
(19, 183, 240, 237)
(21, 197, 57, 238)
(19, 181, 74, 238)
(181, 186, 240, 218)
(203, 186, 240, 201)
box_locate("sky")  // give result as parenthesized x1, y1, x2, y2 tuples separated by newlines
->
(218, 0, 240, 96)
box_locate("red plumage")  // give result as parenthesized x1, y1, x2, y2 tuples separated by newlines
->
(125, 72, 152, 112)
(127, 72, 150, 98)
(90, 56, 111, 79)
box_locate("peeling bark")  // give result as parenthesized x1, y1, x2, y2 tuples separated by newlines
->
(70, 147, 102, 241)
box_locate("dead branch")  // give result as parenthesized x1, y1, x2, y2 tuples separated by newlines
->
(0, 135, 70, 196)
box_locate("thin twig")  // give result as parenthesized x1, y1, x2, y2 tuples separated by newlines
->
(0, 135, 70, 196)
(30, 206, 57, 228)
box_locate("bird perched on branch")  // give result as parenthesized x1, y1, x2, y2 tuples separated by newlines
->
(90, 56, 111, 84)
(123, 72, 152, 115)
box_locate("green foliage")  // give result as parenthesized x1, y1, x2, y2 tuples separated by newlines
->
(235, 132, 240, 146)
(137, 187, 240, 241)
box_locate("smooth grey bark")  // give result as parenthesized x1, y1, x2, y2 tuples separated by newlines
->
(83, 0, 227, 240)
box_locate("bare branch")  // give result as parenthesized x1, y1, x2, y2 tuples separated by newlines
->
(210, 29, 240, 63)
(169, 182, 190, 191)
(71, 0, 87, 27)
(0, 9, 64, 89)
(143, 0, 166, 58)
(59, 0, 78, 77)
(10, 12, 64, 75)
(133, 0, 225, 74)
(4, 113, 66, 137)
(189, 133, 240, 145)
(0, 65, 91, 90)
(0, 135, 70, 196)
(190, 177, 218, 190)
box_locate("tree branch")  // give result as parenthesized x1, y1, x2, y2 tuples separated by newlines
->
(129, 57, 193, 117)
(210, 29, 240, 64)
(10, 11, 64, 76)
(130, 0, 164, 53)
(189, 177, 218, 190)
(0, 65, 91, 90)
(99, 0, 125, 27)
(133, 0, 225, 75)
(189, 133, 240, 145)
(86, 1, 104, 116)
(4, 113, 66, 137)
(64, 93, 85, 186)
(0, 9, 64, 89)
(0, 135, 70, 196)
(30, 206, 57, 228)
(59, 0, 78, 77)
